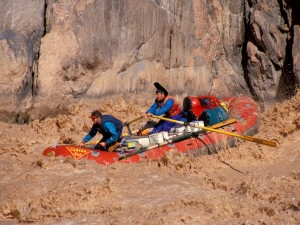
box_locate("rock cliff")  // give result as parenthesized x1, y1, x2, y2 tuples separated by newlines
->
(0, 0, 299, 121)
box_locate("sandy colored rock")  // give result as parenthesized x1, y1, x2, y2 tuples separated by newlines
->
(0, 0, 299, 119)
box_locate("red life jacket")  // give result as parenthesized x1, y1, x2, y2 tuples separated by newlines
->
(157, 95, 181, 117)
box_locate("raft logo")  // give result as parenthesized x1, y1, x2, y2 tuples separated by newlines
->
(66, 147, 90, 160)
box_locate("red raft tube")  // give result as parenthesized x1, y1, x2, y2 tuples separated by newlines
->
(42, 96, 259, 165)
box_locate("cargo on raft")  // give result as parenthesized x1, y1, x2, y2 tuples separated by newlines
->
(41, 96, 277, 165)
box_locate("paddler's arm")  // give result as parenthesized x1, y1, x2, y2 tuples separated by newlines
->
(146, 102, 158, 116)
(151, 99, 174, 116)
(79, 124, 97, 146)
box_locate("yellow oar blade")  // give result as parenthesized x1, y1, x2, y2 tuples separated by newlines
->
(151, 115, 277, 148)
(201, 126, 277, 147)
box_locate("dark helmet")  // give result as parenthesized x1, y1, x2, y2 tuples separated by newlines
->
(154, 82, 168, 96)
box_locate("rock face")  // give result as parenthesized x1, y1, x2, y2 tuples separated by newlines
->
(0, 0, 299, 121)
(0, 0, 45, 121)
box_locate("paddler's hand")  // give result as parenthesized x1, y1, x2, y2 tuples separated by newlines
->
(94, 142, 107, 151)
(79, 141, 85, 147)
(145, 112, 152, 117)
(99, 142, 106, 147)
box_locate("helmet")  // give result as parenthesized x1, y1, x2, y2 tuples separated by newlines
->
(154, 82, 168, 96)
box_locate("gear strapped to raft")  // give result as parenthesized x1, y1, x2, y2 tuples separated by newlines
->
(182, 95, 229, 125)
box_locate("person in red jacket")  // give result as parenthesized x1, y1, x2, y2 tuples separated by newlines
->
(144, 82, 182, 133)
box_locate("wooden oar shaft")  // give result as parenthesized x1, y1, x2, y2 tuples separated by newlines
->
(124, 116, 144, 136)
(124, 116, 144, 125)
(151, 115, 277, 147)
(210, 118, 236, 129)
(123, 129, 139, 137)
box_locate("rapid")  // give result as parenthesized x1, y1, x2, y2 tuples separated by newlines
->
(0, 92, 299, 224)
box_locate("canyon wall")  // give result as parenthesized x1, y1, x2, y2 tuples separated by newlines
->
(0, 0, 299, 121)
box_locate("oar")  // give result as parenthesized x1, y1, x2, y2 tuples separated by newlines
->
(119, 118, 236, 160)
(122, 129, 140, 137)
(151, 115, 277, 147)
(123, 116, 144, 136)
(123, 116, 144, 126)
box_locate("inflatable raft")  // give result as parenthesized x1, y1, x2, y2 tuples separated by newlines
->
(43, 96, 260, 165)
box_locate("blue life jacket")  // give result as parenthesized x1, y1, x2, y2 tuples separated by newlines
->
(99, 115, 123, 137)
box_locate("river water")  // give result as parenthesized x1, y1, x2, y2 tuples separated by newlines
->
(0, 93, 299, 224)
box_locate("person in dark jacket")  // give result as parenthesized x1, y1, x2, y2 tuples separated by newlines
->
(79, 110, 123, 151)
(144, 82, 182, 133)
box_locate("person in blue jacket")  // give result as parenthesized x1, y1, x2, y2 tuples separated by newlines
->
(144, 82, 182, 133)
(79, 110, 123, 151)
